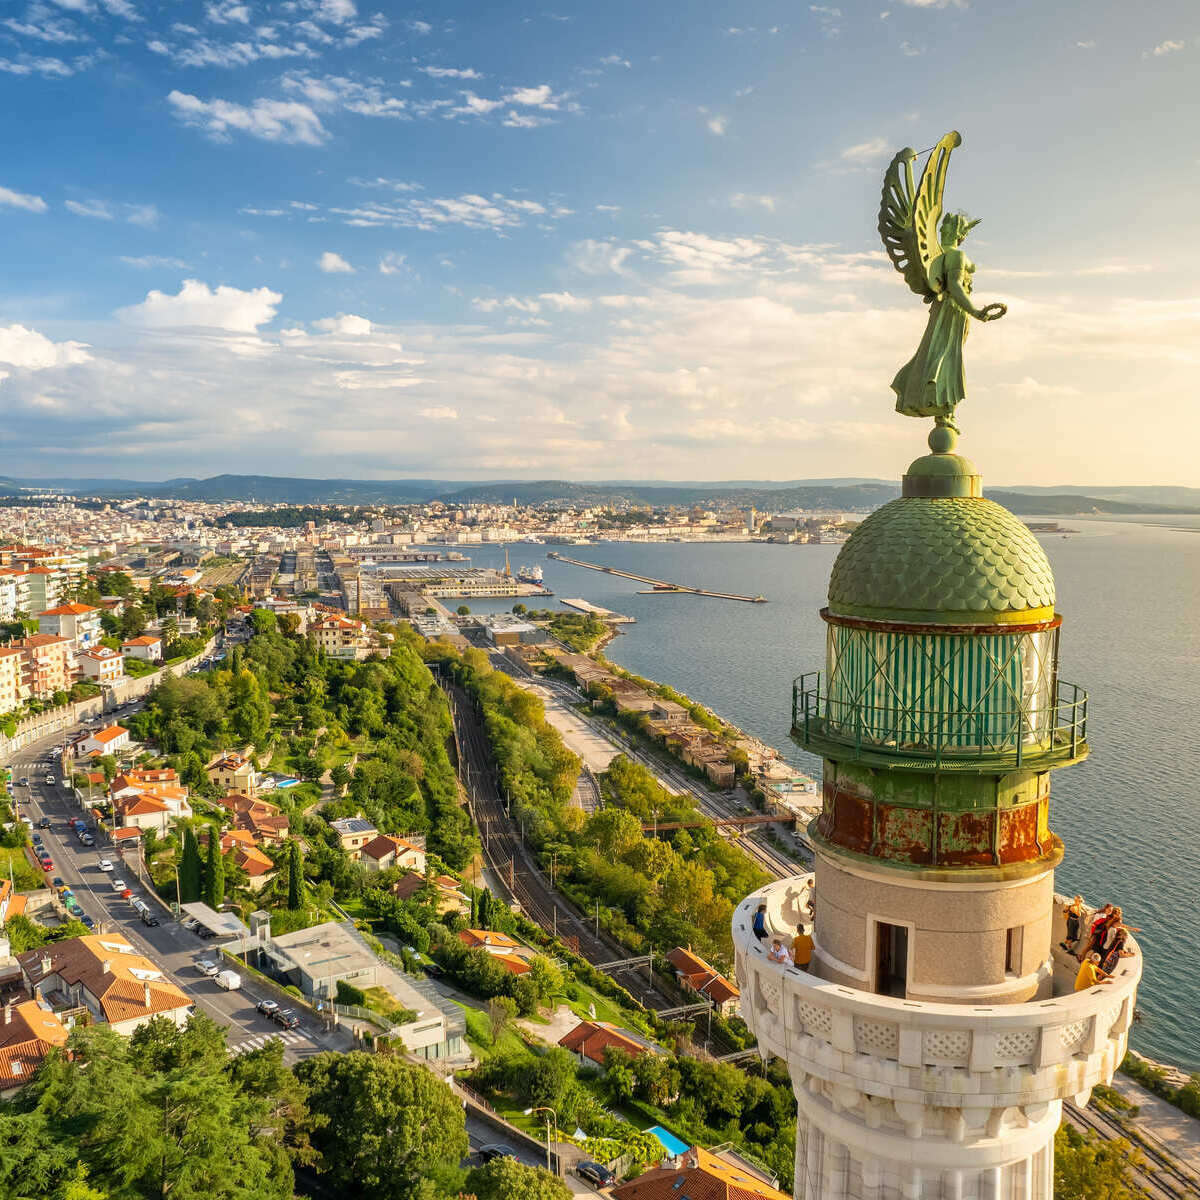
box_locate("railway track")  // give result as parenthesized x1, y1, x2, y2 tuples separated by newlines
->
(1066, 1101, 1200, 1200)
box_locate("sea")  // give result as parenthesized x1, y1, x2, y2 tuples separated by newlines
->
(409, 522, 1200, 1072)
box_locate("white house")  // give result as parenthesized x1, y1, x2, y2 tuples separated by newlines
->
(76, 646, 125, 685)
(77, 725, 130, 757)
(121, 635, 163, 662)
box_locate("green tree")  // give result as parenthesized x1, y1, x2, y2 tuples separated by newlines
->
(287, 841, 305, 911)
(203, 831, 225, 909)
(465, 1157, 570, 1200)
(296, 1052, 469, 1200)
(456, 605, 470, 616)
(1053, 1125, 1144, 1200)
(179, 825, 202, 903)
(487, 995, 518, 1046)
(520, 1047, 576, 1114)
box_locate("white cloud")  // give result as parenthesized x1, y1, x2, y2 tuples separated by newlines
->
(599, 54, 630, 67)
(1148, 39, 1184, 56)
(0, 185, 48, 214)
(282, 72, 409, 118)
(810, 5, 843, 37)
(732, 193, 777, 212)
(378, 252, 409, 276)
(318, 250, 355, 273)
(329, 192, 570, 233)
(707, 114, 728, 135)
(205, 1, 251, 23)
(566, 238, 634, 276)
(0, 54, 78, 78)
(840, 136, 889, 163)
(4, 16, 84, 43)
(420, 65, 481, 79)
(312, 313, 371, 335)
(897, 0, 965, 6)
(406, 19, 432, 34)
(116, 279, 281, 332)
(120, 255, 192, 269)
(167, 90, 328, 144)
(66, 197, 159, 226)
(417, 406, 458, 420)
(0, 324, 91, 369)
(1076, 39, 1095, 49)
(310, 0, 356, 23)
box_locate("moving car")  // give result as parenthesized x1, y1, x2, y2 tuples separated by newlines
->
(576, 1161, 616, 1189)
(197, 959, 219, 977)
(119, 887, 133, 900)
(255, 999, 279, 1017)
(97, 859, 114, 872)
(477, 1145, 518, 1164)
(111, 879, 127, 893)
(271, 1009, 300, 1030)
(140, 911, 160, 927)
(37, 816, 50, 828)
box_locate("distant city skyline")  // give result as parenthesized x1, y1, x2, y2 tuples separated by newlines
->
(1, 0, 1197, 484)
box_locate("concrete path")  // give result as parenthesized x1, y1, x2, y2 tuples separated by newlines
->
(1108, 1075, 1200, 1179)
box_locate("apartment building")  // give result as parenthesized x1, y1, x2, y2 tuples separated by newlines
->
(309, 614, 380, 661)
(76, 646, 125, 684)
(0, 570, 28, 621)
(37, 602, 101, 651)
(20, 567, 61, 614)
(0, 647, 28, 714)
(13, 634, 75, 698)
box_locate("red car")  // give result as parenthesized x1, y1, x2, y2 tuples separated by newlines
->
(40, 858, 53, 871)
(120, 888, 133, 899)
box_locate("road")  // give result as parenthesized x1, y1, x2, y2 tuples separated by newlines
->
(10, 713, 344, 1065)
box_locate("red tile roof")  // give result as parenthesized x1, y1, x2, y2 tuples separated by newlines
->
(611, 1146, 790, 1200)
(38, 602, 98, 616)
(558, 1020, 661, 1067)
(665, 947, 740, 1005)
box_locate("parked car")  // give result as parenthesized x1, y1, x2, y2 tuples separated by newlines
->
(196, 926, 216, 939)
(182, 918, 200, 932)
(80, 835, 95, 847)
(52, 877, 64, 889)
(576, 1161, 616, 1189)
(67, 904, 84, 918)
(140, 911, 160, 928)
(40, 858, 53, 871)
(30, 832, 41, 844)
(111, 879, 127, 893)
(271, 1009, 300, 1031)
(255, 999, 280, 1017)
(80, 915, 95, 929)
(477, 1145, 518, 1165)
(37, 816, 50, 828)
(197, 959, 219, 977)
(18, 777, 27, 786)
(97, 859, 114, 872)
(45, 776, 55, 786)
(120, 887, 133, 900)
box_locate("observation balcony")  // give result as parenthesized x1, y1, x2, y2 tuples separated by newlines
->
(792, 673, 1089, 773)
(733, 874, 1140, 1113)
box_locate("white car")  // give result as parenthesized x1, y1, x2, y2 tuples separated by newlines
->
(97, 859, 114, 872)
(45, 776, 55, 786)
(111, 878, 127, 892)
(197, 959, 219, 977)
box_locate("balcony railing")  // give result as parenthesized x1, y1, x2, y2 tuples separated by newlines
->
(792, 672, 1088, 770)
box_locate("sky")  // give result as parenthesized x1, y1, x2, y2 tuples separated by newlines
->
(1, 0, 1198, 486)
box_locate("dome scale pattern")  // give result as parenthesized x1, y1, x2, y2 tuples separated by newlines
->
(828, 496, 1056, 624)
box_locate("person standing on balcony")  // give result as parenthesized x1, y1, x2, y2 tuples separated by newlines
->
(1080, 903, 1115, 961)
(792, 926, 814, 971)
(1061, 895, 1085, 953)
(752, 903, 768, 943)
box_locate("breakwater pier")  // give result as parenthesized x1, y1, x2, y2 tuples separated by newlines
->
(547, 552, 767, 603)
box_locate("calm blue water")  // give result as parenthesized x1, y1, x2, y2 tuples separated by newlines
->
(430, 527, 1200, 1071)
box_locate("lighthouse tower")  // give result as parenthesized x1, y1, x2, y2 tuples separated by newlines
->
(733, 436, 1142, 1200)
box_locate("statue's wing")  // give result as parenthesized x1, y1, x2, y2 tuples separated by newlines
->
(912, 130, 963, 295)
(878, 130, 963, 300)
(878, 147, 932, 299)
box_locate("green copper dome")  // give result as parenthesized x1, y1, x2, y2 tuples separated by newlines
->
(828, 495, 1056, 624)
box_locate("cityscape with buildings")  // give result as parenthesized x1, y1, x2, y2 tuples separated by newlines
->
(0, 2, 1197, 1200)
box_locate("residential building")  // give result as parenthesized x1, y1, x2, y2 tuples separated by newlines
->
(0, 879, 29, 923)
(309, 614, 378, 661)
(17, 934, 193, 1036)
(76, 646, 125, 684)
(358, 834, 425, 873)
(216, 792, 289, 844)
(611, 1145, 790, 1200)
(664, 947, 740, 1017)
(328, 816, 378, 858)
(36, 602, 101, 651)
(207, 752, 258, 796)
(0, 647, 27, 714)
(113, 792, 174, 833)
(558, 1020, 665, 1070)
(457, 928, 534, 976)
(14, 634, 75, 698)
(261, 920, 380, 999)
(0, 570, 26, 622)
(219, 830, 276, 890)
(77, 725, 130, 757)
(121, 634, 163, 662)
(20, 567, 61, 614)
(0, 1000, 68, 1100)
(391, 871, 468, 914)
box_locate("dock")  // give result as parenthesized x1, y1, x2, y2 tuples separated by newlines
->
(548, 553, 767, 603)
(559, 598, 636, 623)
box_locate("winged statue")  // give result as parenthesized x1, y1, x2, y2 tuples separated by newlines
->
(878, 130, 1006, 435)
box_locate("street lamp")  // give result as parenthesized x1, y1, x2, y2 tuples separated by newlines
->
(523, 1106, 559, 1175)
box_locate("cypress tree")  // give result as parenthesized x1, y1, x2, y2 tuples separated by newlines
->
(179, 826, 202, 904)
(287, 841, 304, 911)
(203, 830, 224, 910)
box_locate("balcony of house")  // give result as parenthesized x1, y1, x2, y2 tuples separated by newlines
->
(791, 673, 1089, 773)
(733, 874, 1141, 1110)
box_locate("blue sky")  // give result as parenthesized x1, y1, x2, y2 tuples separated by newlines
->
(1, 0, 1197, 484)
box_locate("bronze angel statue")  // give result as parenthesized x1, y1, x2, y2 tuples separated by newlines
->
(879, 130, 1006, 433)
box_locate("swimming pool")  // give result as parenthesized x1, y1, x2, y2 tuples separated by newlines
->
(646, 1125, 689, 1158)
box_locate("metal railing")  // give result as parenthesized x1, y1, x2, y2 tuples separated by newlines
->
(792, 671, 1088, 768)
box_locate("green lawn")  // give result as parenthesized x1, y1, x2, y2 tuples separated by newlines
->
(457, 1002, 530, 1059)
(0, 845, 43, 891)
